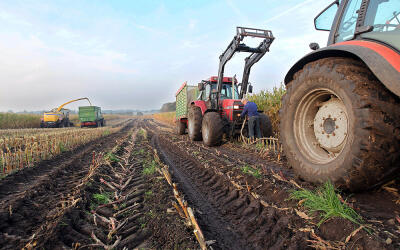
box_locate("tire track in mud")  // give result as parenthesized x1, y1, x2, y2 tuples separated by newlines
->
(0, 121, 136, 249)
(0, 120, 198, 249)
(152, 134, 247, 250)
(46, 131, 151, 249)
(148, 126, 308, 249)
(44, 126, 198, 249)
(147, 119, 396, 249)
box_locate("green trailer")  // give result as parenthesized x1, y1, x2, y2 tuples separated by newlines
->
(175, 81, 199, 134)
(79, 106, 105, 128)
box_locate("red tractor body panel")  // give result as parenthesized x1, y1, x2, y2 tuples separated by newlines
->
(285, 40, 400, 97)
(220, 99, 243, 121)
(333, 40, 400, 72)
(192, 100, 208, 115)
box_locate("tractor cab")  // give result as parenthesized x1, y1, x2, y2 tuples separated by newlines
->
(197, 76, 243, 122)
(314, 0, 399, 49)
(198, 76, 239, 100)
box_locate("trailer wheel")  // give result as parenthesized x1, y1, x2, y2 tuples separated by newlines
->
(176, 121, 186, 135)
(202, 112, 223, 146)
(188, 106, 202, 141)
(259, 113, 273, 137)
(280, 57, 400, 191)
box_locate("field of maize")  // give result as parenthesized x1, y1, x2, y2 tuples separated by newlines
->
(0, 126, 120, 176)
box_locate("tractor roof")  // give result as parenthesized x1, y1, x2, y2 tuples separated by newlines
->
(207, 76, 235, 83)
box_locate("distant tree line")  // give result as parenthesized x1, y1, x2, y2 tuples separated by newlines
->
(160, 102, 176, 112)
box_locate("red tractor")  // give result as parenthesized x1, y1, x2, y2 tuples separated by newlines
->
(176, 27, 275, 146)
(280, 0, 400, 191)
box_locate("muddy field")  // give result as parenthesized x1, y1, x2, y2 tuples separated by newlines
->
(0, 118, 399, 249)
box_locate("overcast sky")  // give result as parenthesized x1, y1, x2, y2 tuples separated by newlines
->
(0, 0, 333, 112)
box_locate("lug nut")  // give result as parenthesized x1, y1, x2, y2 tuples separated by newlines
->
(336, 125, 339, 129)
(332, 132, 336, 136)
(328, 114, 331, 118)
(333, 118, 337, 121)
(327, 135, 330, 138)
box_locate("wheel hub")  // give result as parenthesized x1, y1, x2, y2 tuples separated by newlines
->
(313, 98, 348, 152)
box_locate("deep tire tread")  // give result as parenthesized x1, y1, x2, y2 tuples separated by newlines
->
(202, 112, 223, 146)
(281, 57, 400, 191)
(188, 106, 203, 141)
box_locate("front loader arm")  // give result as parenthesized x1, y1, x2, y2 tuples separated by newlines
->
(239, 37, 274, 98)
(216, 27, 274, 105)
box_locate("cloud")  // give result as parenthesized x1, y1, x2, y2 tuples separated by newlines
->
(55, 28, 78, 40)
(225, 0, 253, 26)
(264, 0, 316, 24)
(0, 0, 334, 111)
(182, 40, 200, 49)
(188, 19, 197, 30)
(0, 10, 32, 26)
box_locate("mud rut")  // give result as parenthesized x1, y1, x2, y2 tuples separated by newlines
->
(0, 118, 399, 249)
(144, 119, 400, 249)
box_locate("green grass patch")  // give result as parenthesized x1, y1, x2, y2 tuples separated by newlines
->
(289, 182, 363, 226)
(93, 192, 111, 204)
(104, 152, 119, 163)
(90, 192, 112, 211)
(138, 128, 147, 139)
(102, 129, 111, 136)
(255, 142, 264, 151)
(142, 160, 157, 175)
(58, 142, 66, 153)
(241, 165, 262, 179)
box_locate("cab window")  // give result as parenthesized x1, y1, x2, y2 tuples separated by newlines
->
(336, 0, 362, 42)
(220, 84, 239, 100)
(204, 84, 211, 100)
(364, 0, 400, 32)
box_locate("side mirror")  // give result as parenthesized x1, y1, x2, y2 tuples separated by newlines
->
(314, 0, 339, 31)
(198, 82, 204, 91)
(309, 43, 320, 50)
(248, 85, 253, 94)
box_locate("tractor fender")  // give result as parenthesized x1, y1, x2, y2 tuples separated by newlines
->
(191, 100, 208, 115)
(285, 40, 400, 97)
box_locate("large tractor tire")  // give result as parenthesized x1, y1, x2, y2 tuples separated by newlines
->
(280, 57, 400, 191)
(176, 121, 186, 135)
(188, 105, 202, 141)
(259, 113, 273, 137)
(202, 112, 223, 146)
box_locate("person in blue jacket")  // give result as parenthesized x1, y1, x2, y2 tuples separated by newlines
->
(240, 98, 261, 139)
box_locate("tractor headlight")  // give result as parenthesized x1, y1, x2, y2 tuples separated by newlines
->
(233, 105, 240, 109)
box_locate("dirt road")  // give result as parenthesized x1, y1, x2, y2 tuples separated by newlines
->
(0, 118, 399, 249)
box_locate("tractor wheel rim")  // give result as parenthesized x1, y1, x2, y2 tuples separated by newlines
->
(293, 88, 349, 164)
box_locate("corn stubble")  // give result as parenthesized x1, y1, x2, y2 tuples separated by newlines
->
(0, 127, 119, 176)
